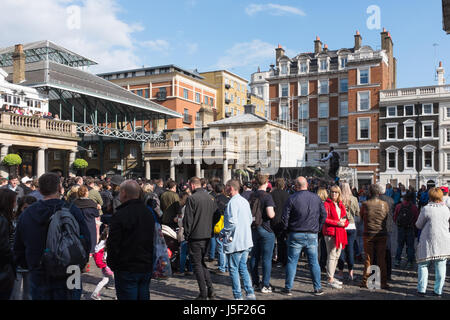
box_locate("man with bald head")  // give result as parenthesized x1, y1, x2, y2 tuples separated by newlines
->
(107, 180, 155, 300)
(281, 176, 327, 296)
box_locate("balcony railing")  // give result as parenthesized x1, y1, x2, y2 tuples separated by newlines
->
(380, 85, 450, 100)
(0, 112, 78, 139)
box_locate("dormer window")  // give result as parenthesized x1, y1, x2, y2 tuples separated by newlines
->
(299, 61, 308, 73)
(340, 57, 348, 69)
(319, 59, 328, 71)
(281, 63, 288, 75)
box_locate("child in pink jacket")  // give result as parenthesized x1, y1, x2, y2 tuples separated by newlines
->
(91, 226, 114, 300)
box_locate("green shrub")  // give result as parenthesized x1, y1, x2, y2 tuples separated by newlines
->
(2, 154, 22, 166)
(73, 158, 89, 169)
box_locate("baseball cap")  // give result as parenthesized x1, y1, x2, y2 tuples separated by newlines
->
(440, 186, 449, 193)
(21, 177, 33, 184)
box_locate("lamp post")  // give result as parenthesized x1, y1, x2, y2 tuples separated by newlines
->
(77, 145, 94, 159)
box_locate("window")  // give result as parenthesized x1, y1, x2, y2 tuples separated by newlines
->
(53, 151, 61, 161)
(183, 89, 189, 99)
(144, 89, 149, 98)
(280, 104, 289, 121)
(388, 152, 397, 169)
(210, 98, 214, 106)
(204, 96, 209, 105)
(137, 89, 143, 97)
(184, 108, 189, 118)
(422, 104, 433, 115)
(300, 82, 308, 96)
(319, 80, 328, 94)
(129, 146, 138, 159)
(358, 91, 370, 111)
(298, 102, 309, 120)
(196, 112, 201, 122)
(281, 84, 289, 97)
(387, 126, 397, 139)
(340, 125, 348, 142)
(258, 86, 263, 96)
(320, 59, 328, 71)
(447, 130, 450, 143)
(387, 106, 396, 117)
(405, 105, 414, 116)
(300, 62, 308, 73)
(195, 93, 201, 103)
(110, 147, 118, 160)
(423, 124, 433, 138)
(319, 102, 329, 118)
(358, 118, 370, 139)
(406, 151, 414, 169)
(359, 68, 369, 84)
(298, 125, 308, 144)
(447, 107, 450, 118)
(424, 151, 433, 168)
(340, 78, 348, 93)
(340, 57, 348, 69)
(447, 153, 450, 171)
(339, 100, 348, 117)
(319, 126, 328, 143)
(359, 150, 370, 164)
(281, 63, 288, 75)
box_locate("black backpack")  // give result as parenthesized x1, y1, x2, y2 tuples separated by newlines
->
(397, 203, 414, 228)
(331, 151, 340, 167)
(249, 192, 264, 229)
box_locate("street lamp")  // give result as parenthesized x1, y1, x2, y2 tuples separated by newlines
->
(77, 145, 94, 158)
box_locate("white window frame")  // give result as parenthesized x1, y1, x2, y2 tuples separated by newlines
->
(339, 100, 348, 117)
(422, 145, 435, 170)
(421, 121, 434, 139)
(299, 82, 308, 96)
(318, 101, 329, 118)
(280, 63, 288, 75)
(340, 78, 348, 93)
(319, 58, 329, 72)
(280, 103, 289, 122)
(339, 124, 348, 143)
(386, 146, 399, 170)
(298, 101, 309, 120)
(358, 91, 371, 111)
(422, 103, 433, 115)
(404, 104, 415, 116)
(358, 149, 370, 165)
(358, 117, 371, 140)
(403, 145, 416, 170)
(299, 60, 309, 73)
(358, 68, 370, 85)
(446, 107, 450, 119)
(386, 123, 398, 140)
(446, 128, 450, 144)
(319, 80, 329, 95)
(403, 119, 416, 139)
(280, 83, 289, 97)
(339, 56, 348, 69)
(387, 106, 397, 117)
(319, 125, 328, 144)
(446, 153, 450, 171)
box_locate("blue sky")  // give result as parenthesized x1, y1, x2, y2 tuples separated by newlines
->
(1, 0, 448, 88)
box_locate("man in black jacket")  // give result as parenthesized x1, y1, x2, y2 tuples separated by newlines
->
(183, 177, 221, 300)
(107, 180, 155, 300)
(270, 178, 290, 266)
(281, 176, 327, 296)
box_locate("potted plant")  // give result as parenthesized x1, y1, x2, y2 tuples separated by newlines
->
(2, 154, 22, 177)
(73, 158, 89, 176)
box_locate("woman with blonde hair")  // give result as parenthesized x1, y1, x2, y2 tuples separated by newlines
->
(415, 187, 450, 297)
(336, 182, 360, 281)
(317, 188, 328, 271)
(323, 185, 348, 288)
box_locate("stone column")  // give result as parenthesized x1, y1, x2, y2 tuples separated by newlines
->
(223, 159, 228, 183)
(68, 149, 77, 176)
(37, 147, 47, 178)
(195, 159, 201, 178)
(170, 160, 175, 181)
(145, 160, 151, 180)
(0, 144, 11, 178)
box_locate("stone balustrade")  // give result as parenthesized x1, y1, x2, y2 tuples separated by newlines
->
(381, 85, 450, 100)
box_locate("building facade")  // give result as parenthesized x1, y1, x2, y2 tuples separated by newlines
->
(249, 68, 271, 118)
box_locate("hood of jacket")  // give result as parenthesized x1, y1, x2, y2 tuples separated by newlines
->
(26, 199, 66, 226)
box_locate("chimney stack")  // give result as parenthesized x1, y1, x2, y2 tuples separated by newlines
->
(437, 61, 445, 85)
(354, 30, 362, 50)
(275, 44, 285, 62)
(314, 36, 322, 54)
(381, 28, 393, 55)
(323, 44, 328, 53)
(12, 44, 26, 84)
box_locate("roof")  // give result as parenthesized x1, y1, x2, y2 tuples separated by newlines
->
(208, 113, 279, 127)
(97, 64, 204, 80)
(0, 40, 97, 68)
(2, 60, 181, 118)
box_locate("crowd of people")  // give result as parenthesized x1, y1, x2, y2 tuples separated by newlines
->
(1, 104, 60, 120)
(0, 170, 449, 300)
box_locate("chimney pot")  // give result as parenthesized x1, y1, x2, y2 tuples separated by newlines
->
(440, 61, 443, 68)
(12, 43, 26, 84)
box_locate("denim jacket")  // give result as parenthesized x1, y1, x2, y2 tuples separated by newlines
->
(220, 194, 253, 254)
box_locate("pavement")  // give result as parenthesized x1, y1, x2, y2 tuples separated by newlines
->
(80, 254, 450, 300)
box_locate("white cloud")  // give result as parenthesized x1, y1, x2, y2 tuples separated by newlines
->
(0, 0, 143, 73)
(216, 40, 277, 70)
(245, 3, 306, 16)
(141, 40, 171, 54)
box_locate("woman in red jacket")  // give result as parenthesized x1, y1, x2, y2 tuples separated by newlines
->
(323, 186, 348, 289)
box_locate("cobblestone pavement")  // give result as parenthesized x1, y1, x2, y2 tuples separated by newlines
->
(80, 255, 450, 300)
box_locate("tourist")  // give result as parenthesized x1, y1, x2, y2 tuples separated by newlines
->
(317, 188, 329, 271)
(106, 180, 155, 300)
(73, 186, 99, 256)
(378, 183, 395, 280)
(174, 192, 193, 276)
(270, 178, 290, 267)
(3, 175, 24, 200)
(241, 182, 253, 202)
(91, 226, 114, 300)
(281, 177, 326, 296)
(212, 183, 229, 275)
(0, 189, 16, 299)
(160, 181, 182, 230)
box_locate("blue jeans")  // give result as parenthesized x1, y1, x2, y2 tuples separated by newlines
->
(249, 226, 275, 287)
(114, 271, 151, 300)
(417, 259, 447, 295)
(338, 229, 356, 272)
(209, 237, 217, 260)
(285, 232, 321, 291)
(216, 236, 228, 272)
(179, 241, 193, 272)
(30, 271, 81, 300)
(227, 249, 254, 299)
(395, 227, 415, 263)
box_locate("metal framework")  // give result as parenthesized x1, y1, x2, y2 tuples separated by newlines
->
(76, 123, 165, 142)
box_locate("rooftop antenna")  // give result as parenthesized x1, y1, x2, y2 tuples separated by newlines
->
(433, 43, 439, 82)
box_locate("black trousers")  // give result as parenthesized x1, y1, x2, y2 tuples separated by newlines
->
(189, 239, 213, 297)
(328, 165, 339, 179)
(274, 231, 288, 266)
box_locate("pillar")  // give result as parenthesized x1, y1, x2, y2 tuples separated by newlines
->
(0, 144, 11, 178)
(195, 159, 201, 178)
(223, 159, 228, 183)
(37, 147, 47, 178)
(170, 160, 175, 181)
(145, 160, 151, 180)
(68, 149, 77, 177)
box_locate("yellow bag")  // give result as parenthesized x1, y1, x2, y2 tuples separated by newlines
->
(214, 215, 224, 234)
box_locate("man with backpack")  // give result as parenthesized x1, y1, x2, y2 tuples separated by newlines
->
(319, 147, 340, 183)
(393, 192, 419, 269)
(248, 174, 276, 294)
(14, 173, 91, 300)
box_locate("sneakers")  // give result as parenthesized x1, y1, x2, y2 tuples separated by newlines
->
(332, 278, 343, 285)
(281, 288, 292, 296)
(313, 289, 324, 296)
(260, 286, 273, 294)
(327, 281, 342, 289)
(91, 292, 101, 300)
(235, 296, 244, 300)
(245, 293, 257, 300)
(433, 292, 442, 298)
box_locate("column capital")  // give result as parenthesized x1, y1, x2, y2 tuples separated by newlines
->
(38, 147, 48, 151)
(1, 144, 12, 148)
